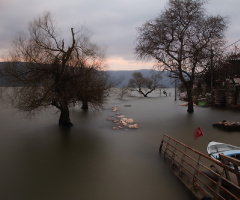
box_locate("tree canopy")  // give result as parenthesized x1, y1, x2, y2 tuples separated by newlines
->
(128, 71, 161, 97)
(2, 12, 111, 127)
(135, 0, 228, 112)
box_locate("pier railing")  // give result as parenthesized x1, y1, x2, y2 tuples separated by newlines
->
(159, 134, 240, 200)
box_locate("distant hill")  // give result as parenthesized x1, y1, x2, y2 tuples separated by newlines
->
(0, 62, 10, 86)
(107, 69, 175, 88)
(0, 62, 175, 88)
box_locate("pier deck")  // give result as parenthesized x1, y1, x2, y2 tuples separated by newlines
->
(159, 134, 240, 200)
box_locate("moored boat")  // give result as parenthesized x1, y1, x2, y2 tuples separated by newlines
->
(207, 141, 240, 160)
(207, 141, 240, 186)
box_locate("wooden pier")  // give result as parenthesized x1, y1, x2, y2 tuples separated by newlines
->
(159, 134, 240, 200)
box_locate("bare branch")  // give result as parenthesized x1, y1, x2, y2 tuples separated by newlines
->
(2, 12, 111, 126)
(135, 0, 227, 112)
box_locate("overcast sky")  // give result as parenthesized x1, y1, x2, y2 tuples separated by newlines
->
(1, 0, 240, 70)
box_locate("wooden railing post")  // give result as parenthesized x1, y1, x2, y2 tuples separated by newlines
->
(159, 134, 167, 154)
(193, 155, 201, 189)
(219, 153, 230, 181)
(163, 137, 171, 159)
(171, 142, 178, 169)
(219, 153, 240, 186)
(179, 146, 187, 177)
(214, 170, 224, 200)
(159, 140, 164, 154)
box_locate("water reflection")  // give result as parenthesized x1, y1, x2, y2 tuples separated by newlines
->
(0, 89, 239, 199)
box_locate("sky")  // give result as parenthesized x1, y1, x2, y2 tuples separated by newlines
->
(1, 0, 240, 70)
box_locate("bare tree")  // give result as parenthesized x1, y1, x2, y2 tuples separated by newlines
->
(135, 0, 228, 112)
(117, 86, 129, 100)
(78, 67, 112, 110)
(2, 12, 109, 127)
(128, 71, 161, 97)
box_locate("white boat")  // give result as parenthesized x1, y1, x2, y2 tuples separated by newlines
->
(207, 141, 240, 186)
(207, 141, 240, 160)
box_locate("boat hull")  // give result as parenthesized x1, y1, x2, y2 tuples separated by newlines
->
(207, 141, 240, 186)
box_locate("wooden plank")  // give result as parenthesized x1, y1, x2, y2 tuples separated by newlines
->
(219, 153, 240, 186)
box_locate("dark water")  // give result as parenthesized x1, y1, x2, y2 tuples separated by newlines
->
(0, 89, 239, 200)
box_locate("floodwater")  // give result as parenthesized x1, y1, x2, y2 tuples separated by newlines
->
(0, 88, 240, 200)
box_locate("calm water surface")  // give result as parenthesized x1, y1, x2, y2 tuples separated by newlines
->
(0, 89, 239, 200)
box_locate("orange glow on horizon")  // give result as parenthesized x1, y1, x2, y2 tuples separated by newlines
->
(0, 55, 156, 71)
(106, 57, 155, 71)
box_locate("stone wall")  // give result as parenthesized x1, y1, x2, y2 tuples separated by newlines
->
(213, 85, 240, 108)
(213, 89, 225, 107)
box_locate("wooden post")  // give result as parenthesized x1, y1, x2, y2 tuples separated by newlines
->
(171, 142, 178, 169)
(210, 48, 214, 107)
(159, 139, 164, 154)
(163, 137, 171, 159)
(219, 153, 240, 186)
(159, 135, 166, 154)
(214, 170, 224, 200)
(179, 146, 187, 177)
(193, 155, 201, 189)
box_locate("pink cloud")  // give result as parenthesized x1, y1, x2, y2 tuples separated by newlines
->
(106, 57, 155, 71)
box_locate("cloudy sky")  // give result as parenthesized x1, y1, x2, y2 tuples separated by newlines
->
(1, 0, 240, 70)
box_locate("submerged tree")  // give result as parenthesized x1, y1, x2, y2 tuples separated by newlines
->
(117, 86, 129, 100)
(78, 67, 112, 110)
(2, 12, 110, 127)
(128, 71, 161, 97)
(135, 0, 228, 112)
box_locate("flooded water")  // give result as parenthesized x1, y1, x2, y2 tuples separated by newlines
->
(0, 88, 240, 200)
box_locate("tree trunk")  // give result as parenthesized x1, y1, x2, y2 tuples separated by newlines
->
(138, 88, 148, 97)
(186, 83, 194, 113)
(81, 100, 89, 110)
(59, 106, 73, 127)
